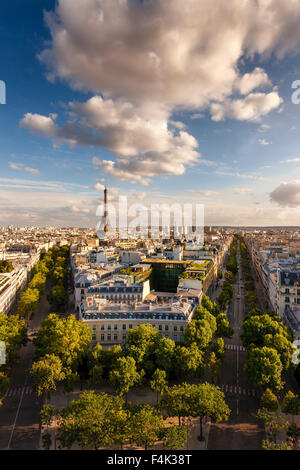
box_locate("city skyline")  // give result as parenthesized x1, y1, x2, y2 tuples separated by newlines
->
(2, 1, 300, 227)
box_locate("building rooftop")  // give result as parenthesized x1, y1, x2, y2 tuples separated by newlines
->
(80, 298, 194, 321)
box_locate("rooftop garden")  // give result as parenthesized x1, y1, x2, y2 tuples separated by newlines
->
(179, 271, 205, 281)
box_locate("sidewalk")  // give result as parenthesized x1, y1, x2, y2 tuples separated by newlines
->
(40, 416, 211, 451)
(39, 385, 212, 450)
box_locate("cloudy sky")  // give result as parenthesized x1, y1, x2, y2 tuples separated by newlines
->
(1, 0, 300, 227)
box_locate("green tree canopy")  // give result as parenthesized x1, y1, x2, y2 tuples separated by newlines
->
(0, 312, 27, 366)
(260, 388, 279, 412)
(242, 314, 289, 349)
(173, 343, 203, 379)
(17, 288, 40, 320)
(244, 346, 283, 391)
(216, 313, 234, 338)
(47, 284, 68, 309)
(163, 425, 188, 450)
(150, 368, 168, 403)
(263, 333, 292, 371)
(30, 354, 65, 402)
(130, 404, 164, 450)
(57, 391, 127, 450)
(109, 356, 143, 402)
(193, 307, 217, 333)
(282, 391, 300, 422)
(161, 382, 230, 439)
(34, 314, 92, 370)
(184, 319, 213, 350)
(211, 337, 226, 360)
(201, 295, 220, 317)
(125, 324, 175, 376)
(28, 272, 47, 294)
(188, 382, 230, 440)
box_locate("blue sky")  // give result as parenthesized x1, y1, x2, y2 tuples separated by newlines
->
(1, 0, 300, 227)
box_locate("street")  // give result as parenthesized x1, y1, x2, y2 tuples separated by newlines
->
(207, 241, 263, 450)
(0, 285, 52, 450)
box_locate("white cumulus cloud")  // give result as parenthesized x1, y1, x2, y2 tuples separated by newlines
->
(270, 181, 300, 208)
(21, 0, 300, 183)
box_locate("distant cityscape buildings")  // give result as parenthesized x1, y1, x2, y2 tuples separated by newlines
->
(245, 231, 300, 359)
(1, 223, 300, 361)
(71, 224, 232, 347)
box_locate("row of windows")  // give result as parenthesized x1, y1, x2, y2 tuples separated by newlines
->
(92, 333, 185, 342)
(87, 295, 142, 305)
(284, 288, 300, 295)
(285, 297, 300, 304)
(91, 324, 185, 332)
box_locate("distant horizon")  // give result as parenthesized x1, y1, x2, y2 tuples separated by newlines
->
(2, 224, 300, 231)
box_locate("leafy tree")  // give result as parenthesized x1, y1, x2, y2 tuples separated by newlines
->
(188, 382, 230, 441)
(109, 356, 143, 403)
(184, 319, 213, 350)
(262, 440, 292, 450)
(173, 343, 203, 378)
(206, 352, 220, 383)
(34, 314, 92, 370)
(88, 364, 104, 387)
(63, 371, 80, 404)
(245, 291, 259, 311)
(88, 343, 103, 367)
(28, 272, 47, 294)
(57, 391, 127, 450)
(101, 345, 123, 376)
(40, 404, 57, 429)
(47, 284, 68, 309)
(130, 404, 164, 450)
(0, 312, 27, 366)
(150, 369, 168, 404)
(125, 324, 175, 376)
(30, 354, 65, 403)
(224, 271, 234, 283)
(193, 307, 217, 333)
(282, 391, 300, 423)
(217, 283, 233, 310)
(260, 388, 279, 412)
(52, 266, 67, 283)
(32, 260, 49, 277)
(242, 314, 289, 349)
(160, 383, 191, 425)
(244, 347, 283, 391)
(161, 382, 230, 439)
(201, 295, 220, 317)
(216, 313, 233, 338)
(263, 334, 292, 370)
(112, 408, 131, 450)
(153, 336, 176, 375)
(125, 324, 158, 366)
(17, 288, 40, 321)
(256, 408, 289, 444)
(163, 425, 188, 450)
(211, 337, 225, 360)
